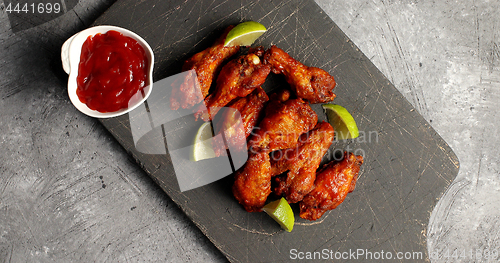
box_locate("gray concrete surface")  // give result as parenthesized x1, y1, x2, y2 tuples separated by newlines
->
(0, 1, 226, 262)
(315, 1, 500, 262)
(0, 0, 498, 262)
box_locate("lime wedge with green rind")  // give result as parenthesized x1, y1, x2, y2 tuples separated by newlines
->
(262, 197, 294, 232)
(224, 21, 267, 47)
(322, 104, 359, 140)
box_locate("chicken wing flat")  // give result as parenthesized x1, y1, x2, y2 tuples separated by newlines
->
(271, 121, 334, 203)
(212, 87, 269, 157)
(196, 47, 271, 121)
(299, 152, 363, 221)
(264, 45, 336, 103)
(248, 90, 318, 153)
(232, 151, 271, 212)
(170, 26, 240, 110)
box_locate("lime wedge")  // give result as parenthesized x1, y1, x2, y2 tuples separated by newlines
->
(190, 122, 216, 161)
(224, 21, 267, 47)
(322, 104, 359, 140)
(262, 197, 294, 232)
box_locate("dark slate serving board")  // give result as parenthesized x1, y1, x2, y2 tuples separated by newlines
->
(93, 0, 459, 262)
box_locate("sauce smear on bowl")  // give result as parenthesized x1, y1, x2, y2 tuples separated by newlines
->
(76, 30, 148, 113)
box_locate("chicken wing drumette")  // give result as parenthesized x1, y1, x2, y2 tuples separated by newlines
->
(264, 45, 336, 103)
(271, 121, 334, 203)
(232, 151, 272, 212)
(299, 152, 363, 221)
(170, 26, 240, 110)
(212, 87, 269, 157)
(248, 90, 318, 153)
(196, 47, 271, 121)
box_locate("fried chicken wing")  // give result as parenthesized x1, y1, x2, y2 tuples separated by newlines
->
(264, 45, 336, 103)
(212, 87, 269, 157)
(232, 151, 272, 212)
(299, 152, 363, 221)
(271, 121, 334, 203)
(196, 47, 271, 121)
(248, 90, 318, 153)
(170, 26, 240, 110)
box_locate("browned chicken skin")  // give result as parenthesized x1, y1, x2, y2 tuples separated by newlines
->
(170, 27, 359, 220)
(299, 152, 363, 221)
(170, 26, 240, 110)
(212, 87, 269, 157)
(196, 47, 271, 121)
(248, 90, 318, 153)
(264, 45, 336, 103)
(232, 151, 272, 212)
(271, 121, 334, 203)
(232, 90, 318, 212)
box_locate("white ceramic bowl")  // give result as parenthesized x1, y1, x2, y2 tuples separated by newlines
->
(61, 25, 154, 118)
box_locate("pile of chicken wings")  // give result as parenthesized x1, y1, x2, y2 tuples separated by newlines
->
(170, 26, 363, 221)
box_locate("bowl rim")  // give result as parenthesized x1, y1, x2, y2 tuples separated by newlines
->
(64, 25, 154, 118)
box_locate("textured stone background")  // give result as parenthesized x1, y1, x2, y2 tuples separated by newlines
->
(0, 0, 499, 262)
(315, 1, 500, 262)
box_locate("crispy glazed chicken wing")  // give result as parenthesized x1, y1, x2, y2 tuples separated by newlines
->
(232, 151, 272, 212)
(271, 121, 334, 203)
(232, 90, 317, 212)
(212, 87, 269, 157)
(248, 90, 318, 153)
(264, 45, 336, 103)
(299, 152, 363, 221)
(170, 26, 240, 110)
(196, 47, 271, 121)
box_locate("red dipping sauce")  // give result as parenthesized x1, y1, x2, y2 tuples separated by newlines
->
(77, 30, 148, 113)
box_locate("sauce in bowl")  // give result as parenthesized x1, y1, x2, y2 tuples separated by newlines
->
(76, 30, 148, 113)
